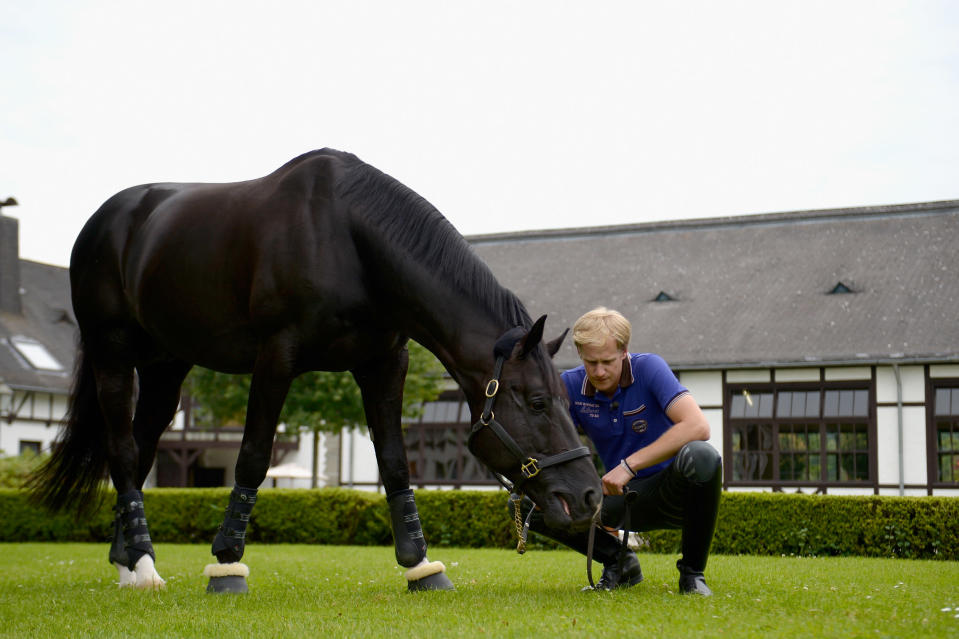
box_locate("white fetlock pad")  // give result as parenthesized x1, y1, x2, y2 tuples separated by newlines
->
(133, 555, 166, 590)
(203, 562, 250, 578)
(404, 559, 446, 582)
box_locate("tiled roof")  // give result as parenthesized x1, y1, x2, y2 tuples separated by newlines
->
(468, 200, 959, 370)
(0, 260, 75, 392)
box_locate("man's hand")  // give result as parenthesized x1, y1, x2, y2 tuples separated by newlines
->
(601, 465, 633, 495)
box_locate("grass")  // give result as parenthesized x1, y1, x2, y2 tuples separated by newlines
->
(1, 544, 957, 638)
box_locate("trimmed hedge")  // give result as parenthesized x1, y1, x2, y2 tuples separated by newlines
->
(0, 488, 956, 559)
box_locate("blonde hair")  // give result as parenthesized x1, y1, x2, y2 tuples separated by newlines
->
(572, 307, 631, 352)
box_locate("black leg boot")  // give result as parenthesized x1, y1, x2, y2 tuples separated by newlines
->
(206, 484, 258, 593)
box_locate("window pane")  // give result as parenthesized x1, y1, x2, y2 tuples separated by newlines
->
(805, 392, 820, 417)
(744, 394, 758, 418)
(953, 389, 959, 415)
(730, 394, 745, 418)
(853, 390, 869, 416)
(939, 429, 951, 450)
(855, 453, 869, 480)
(838, 391, 854, 417)
(796, 454, 809, 480)
(824, 391, 839, 416)
(953, 431, 959, 452)
(780, 455, 794, 480)
(793, 393, 812, 417)
(840, 453, 855, 480)
(733, 453, 745, 480)
(758, 393, 774, 418)
(939, 455, 953, 482)
(732, 429, 742, 450)
(856, 428, 868, 450)
(826, 427, 838, 451)
(840, 429, 856, 451)
(935, 388, 951, 416)
(779, 431, 792, 451)
(758, 424, 774, 450)
(809, 454, 821, 480)
(808, 431, 821, 451)
(827, 453, 838, 480)
(777, 392, 792, 418)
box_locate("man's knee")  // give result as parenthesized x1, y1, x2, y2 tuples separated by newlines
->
(675, 441, 721, 483)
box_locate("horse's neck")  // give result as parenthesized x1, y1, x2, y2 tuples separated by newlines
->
(403, 299, 503, 402)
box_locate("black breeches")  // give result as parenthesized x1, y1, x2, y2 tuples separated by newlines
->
(519, 441, 722, 573)
(601, 441, 722, 572)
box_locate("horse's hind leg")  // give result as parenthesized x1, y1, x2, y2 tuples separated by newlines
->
(89, 335, 163, 590)
(132, 360, 192, 486)
(108, 360, 192, 587)
(353, 345, 453, 592)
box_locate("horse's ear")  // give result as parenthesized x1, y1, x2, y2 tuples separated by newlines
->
(545, 328, 569, 359)
(518, 315, 547, 359)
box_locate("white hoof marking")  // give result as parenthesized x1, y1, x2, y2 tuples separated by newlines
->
(133, 555, 165, 590)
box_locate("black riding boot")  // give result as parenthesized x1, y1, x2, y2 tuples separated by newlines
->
(675, 443, 722, 595)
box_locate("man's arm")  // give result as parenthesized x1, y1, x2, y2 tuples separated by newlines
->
(601, 394, 710, 495)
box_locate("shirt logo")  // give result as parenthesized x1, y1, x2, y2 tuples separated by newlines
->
(631, 419, 648, 434)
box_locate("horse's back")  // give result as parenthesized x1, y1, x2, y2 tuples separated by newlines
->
(70, 150, 373, 370)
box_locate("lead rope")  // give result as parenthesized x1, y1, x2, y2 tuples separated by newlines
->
(586, 489, 636, 589)
(585, 503, 602, 588)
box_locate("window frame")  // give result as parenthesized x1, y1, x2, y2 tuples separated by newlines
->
(723, 376, 878, 491)
(926, 376, 959, 489)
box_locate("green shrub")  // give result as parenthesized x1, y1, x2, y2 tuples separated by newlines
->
(0, 488, 956, 559)
(0, 452, 46, 488)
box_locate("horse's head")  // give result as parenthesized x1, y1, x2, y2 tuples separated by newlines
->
(467, 316, 602, 532)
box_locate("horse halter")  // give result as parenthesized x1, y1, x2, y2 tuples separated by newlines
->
(466, 328, 591, 493)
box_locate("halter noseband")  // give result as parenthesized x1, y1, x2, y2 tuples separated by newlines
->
(466, 332, 591, 493)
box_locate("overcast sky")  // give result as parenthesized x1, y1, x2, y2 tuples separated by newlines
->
(2, 1, 958, 267)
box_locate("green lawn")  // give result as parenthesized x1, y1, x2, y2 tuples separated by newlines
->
(1, 544, 957, 638)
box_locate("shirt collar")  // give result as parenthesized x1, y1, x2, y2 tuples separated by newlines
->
(581, 353, 634, 398)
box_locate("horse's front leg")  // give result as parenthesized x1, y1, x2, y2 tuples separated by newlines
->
(205, 345, 293, 594)
(353, 346, 454, 592)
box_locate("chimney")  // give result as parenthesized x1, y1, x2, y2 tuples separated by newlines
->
(0, 212, 22, 314)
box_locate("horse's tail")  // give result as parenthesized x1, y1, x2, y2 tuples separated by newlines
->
(28, 338, 109, 517)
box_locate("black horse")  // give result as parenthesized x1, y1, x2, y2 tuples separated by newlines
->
(31, 149, 602, 592)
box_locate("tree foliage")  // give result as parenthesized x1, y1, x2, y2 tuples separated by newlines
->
(183, 341, 446, 434)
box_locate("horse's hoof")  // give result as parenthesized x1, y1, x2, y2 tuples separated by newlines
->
(204, 562, 250, 594)
(407, 571, 455, 592)
(405, 560, 455, 592)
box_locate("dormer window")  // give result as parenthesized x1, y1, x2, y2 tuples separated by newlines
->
(9, 336, 65, 372)
(828, 282, 854, 295)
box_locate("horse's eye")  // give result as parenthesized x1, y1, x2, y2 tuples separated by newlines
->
(530, 397, 548, 412)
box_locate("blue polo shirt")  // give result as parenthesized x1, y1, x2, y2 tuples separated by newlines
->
(561, 353, 689, 478)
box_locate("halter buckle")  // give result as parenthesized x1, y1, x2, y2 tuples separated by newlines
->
(485, 379, 499, 398)
(521, 457, 541, 479)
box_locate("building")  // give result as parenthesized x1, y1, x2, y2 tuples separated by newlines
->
(395, 199, 959, 496)
(4, 200, 959, 495)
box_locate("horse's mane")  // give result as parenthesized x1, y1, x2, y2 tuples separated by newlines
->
(335, 155, 533, 331)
